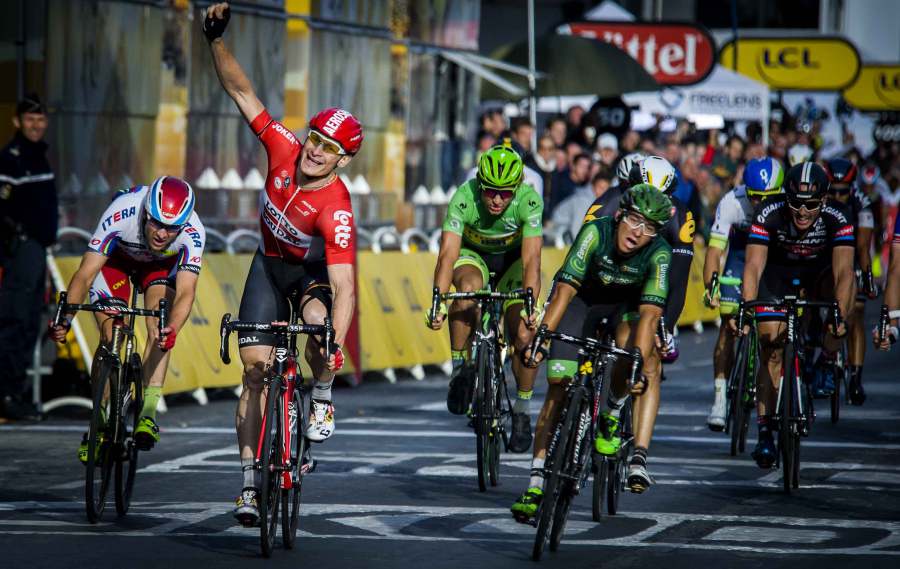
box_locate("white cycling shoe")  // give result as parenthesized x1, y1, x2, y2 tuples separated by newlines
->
(707, 396, 726, 431)
(305, 399, 335, 442)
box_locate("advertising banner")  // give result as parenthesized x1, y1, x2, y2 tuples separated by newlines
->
(719, 37, 860, 91)
(560, 21, 715, 86)
(842, 65, 900, 111)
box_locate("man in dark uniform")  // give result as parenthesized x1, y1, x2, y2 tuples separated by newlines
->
(0, 94, 58, 420)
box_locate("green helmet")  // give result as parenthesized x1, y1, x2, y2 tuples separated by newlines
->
(620, 183, 674, 227)
(477, 144, 524, 189)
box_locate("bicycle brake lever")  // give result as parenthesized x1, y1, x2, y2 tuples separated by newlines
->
(219, 313, 232, 365)
(53, 291, 68, 327)
(158, 299, 170, 351)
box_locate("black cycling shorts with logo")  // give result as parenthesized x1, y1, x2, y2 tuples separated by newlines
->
(237, 251, 332, 348)
(755, 263, 832, 322)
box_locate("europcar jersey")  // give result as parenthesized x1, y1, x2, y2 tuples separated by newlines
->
(249, 109, 356, 265)
(442, 179, 543, 254)
(748, 196, 854, 264)
(709, 186, 756, 250)
(557, 216, 672, 307)
(88, 186, 206, 273)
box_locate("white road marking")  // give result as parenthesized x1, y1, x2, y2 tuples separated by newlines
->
(2, 502, 899, 556)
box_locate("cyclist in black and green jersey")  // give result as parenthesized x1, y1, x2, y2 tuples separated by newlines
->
(427, 144, 543, 453)
(512, 184, 673, 524)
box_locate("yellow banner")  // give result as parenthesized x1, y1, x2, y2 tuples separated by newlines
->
(843, 65, 900, 111)
(719, 37, 860, 90)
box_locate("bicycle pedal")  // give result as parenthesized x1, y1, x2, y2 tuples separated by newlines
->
(301, 458, 318, 474)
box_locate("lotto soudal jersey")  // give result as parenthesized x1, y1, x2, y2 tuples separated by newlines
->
(441, 179, 543, 255)
(249, 109, 356, 265)
(88, 186, 206, 273)
(748, 196, 854, 265)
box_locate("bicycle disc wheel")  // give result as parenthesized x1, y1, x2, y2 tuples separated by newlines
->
(591, 455, 606, 521)
(474, 343, 492, 492)
(85, 358, 117, 524)
(533, 386, 584, 561)
(283, 388, 306, 549)
(259, 379, 283, 557)
(779, 344, 797, 495)
(115, 354, 143, 516)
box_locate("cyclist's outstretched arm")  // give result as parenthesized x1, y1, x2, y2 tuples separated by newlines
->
(520, 235, 542, 302)
(888, 244, 900, 312)
(204, 3, 264, 124)
(635, 303, 663, 361)
(741, 244, 767, 302)
(831, 245, 855, 320)
(63, 252, 107, 310)
(541, 281, 577, 332)
(856, 226, 873, 273)
(327, 263, 355, 349)
(165, 271, 200, 335)
(433, 232, 462, 294)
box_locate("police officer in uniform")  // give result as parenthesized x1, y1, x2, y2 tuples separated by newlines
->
(0, 94, 58, 420)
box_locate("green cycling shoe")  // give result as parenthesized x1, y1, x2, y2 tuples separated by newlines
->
(511, 487, 543, 524)
(594, 412, 621, 456)
(77, 432, 105, 465)
(134, 416, 160, 450)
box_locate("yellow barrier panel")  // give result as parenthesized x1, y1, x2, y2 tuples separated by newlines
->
(678, 242, 719, 326)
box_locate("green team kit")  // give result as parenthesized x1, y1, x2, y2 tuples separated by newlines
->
(442, 179, 543, 294)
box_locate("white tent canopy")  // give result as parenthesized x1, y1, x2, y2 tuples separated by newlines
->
(623, 66, 770, 123)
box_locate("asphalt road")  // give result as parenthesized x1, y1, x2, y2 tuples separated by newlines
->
(2, 311, 899, 568)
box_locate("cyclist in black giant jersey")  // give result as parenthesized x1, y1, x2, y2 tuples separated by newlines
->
(823, 159, 876, 403)
(740, 162, 855, 469)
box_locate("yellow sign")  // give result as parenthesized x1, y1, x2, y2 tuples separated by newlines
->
(719, 37, 860, 90)
(843, 65, 900, 111)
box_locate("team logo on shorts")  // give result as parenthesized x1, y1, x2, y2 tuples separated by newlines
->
(274, 177, 282, 189)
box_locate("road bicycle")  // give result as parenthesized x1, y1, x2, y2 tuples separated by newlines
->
(53, 290, 168, 523)
(219, 299, 333, 557)
(526, 325, 643, 560)
(430, 286, 533, 492)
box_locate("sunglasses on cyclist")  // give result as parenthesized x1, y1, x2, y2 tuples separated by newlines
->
(787, 198, 822, 212)
(146, 215, 185, 233)
(482, 187, 516, 200)
(622, 211, 658, 237)
(307, 130, 346, 155)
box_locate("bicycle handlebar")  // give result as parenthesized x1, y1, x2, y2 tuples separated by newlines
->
(54, 291, 170, 349)
(429, 286, 535, 321)
(736, 298, 844, 335)
(526, 324, 644, 387)
(219, 313, 334, 365)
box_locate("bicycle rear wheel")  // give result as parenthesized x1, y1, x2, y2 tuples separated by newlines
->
(591, 455, 606, 521)
(115, 354, 143, 516)
(779, 344, 798, 495)
(283, 387, 307, 549)
(609, 399, 631, 515)
(259, 378, 283, 557)
(728, 336, 749, 456)
(474, 343, 493, 492)
(533, 386, 584, 561)
(86, 358, 117, 524)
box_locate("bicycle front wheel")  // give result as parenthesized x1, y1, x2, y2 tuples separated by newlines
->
(283, 387, 307, 550)
(533, 386, 584, 561)
(474, 342, 494, 492)
(591, 455, 606, 521)
(259, 378, 283, 557)
(728, 335, 749, 456)
(115, 354, 143, 516)
(779, 343, 798, 495)
(86, 358, 117, 524)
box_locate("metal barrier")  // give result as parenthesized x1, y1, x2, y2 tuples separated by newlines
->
(225, 229, 261, 254)
(399, 228, 430, 254)
(371, 226, 400, 254)
(428, 229, 442, 254)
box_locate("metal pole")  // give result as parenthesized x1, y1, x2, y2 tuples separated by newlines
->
(527, 0, 537, 151)
(16, 0, 25, 101)
(730, 0, 738, 71)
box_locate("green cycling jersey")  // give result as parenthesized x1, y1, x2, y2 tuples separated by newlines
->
(556, 216, 672, 307)
(442, 179, 543, 254)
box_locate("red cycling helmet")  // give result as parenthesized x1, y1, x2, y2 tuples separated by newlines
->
(145, 176, 195, 227)
(824, 158, 858, 190)
(308, 108, 364, 155)
(860, 164, 881, 186)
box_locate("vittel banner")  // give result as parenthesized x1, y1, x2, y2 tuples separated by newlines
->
(719, 37, 860, 91)
(559, 22, 715, 86)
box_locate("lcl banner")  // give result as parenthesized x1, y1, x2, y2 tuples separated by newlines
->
(719, 37, 860, 91)
(559, 22, 715, 86)
(842, 65, 900, 111)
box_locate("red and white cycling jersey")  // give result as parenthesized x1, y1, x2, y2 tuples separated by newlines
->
(249, 109, 356, 266)
(88, 186, 206, 272)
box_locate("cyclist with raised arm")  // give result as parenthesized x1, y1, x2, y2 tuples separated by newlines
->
(739, 162, 855, 469)
(823, 159, 875, 403)
(427, 143, 542, 453)
(203, 3, 360, 526)
(510, 185, 673, 524)
(874, 211, 900, 350)
(703, 158, 783, 430)
(48, 177, 205, 459)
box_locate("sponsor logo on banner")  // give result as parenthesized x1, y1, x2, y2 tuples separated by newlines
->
(842, 65, 900, 111)
(719, 37, 860, 91)
(561, 21, 715, 86)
